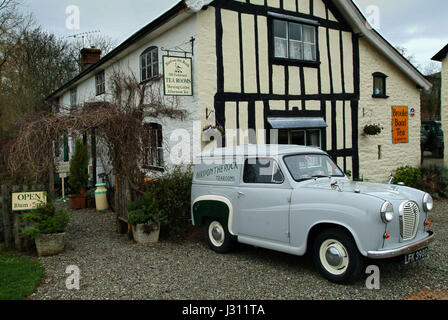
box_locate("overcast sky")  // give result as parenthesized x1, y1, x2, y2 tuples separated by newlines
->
(19, 0, 447, 71)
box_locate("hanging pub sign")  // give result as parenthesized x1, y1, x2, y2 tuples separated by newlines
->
(12, 191, 47, 212)
(392, 106, 409, 144)
(162, 56, 193, 96)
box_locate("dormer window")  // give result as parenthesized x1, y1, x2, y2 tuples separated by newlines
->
(140, 46, 159, 82)
(373, 72, 388, 98)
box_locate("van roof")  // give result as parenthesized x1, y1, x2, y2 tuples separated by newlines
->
(197, 145, 327, 158)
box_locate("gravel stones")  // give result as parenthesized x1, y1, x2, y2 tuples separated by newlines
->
(29, 200, 448, 300)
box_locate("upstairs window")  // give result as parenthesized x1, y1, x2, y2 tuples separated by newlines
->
(70, 87, 77, 107)
(95, 70, 105, 95)
(373, 72, 388, 98)
(273, 19, 317, 61)
(140, 46, 159, 82)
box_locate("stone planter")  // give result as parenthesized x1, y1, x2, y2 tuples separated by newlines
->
(35, 233, 66, 257)
(132, 223, 160, 245)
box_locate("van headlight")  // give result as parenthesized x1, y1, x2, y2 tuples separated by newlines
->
(380, 201, 394, 223)
(423, 193, 433, 212)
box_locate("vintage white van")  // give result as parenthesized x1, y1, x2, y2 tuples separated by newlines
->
(191, 145, 435, 283)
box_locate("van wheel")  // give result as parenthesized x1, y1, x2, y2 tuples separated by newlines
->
(312, 229, 363, 284)
(205, 219, 233, 254)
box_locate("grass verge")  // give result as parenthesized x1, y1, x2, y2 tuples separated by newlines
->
(0, 247, 45, 300)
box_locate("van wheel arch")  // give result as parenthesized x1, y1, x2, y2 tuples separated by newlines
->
(192, 198, 233, 232)
(306, 223, 362, 256)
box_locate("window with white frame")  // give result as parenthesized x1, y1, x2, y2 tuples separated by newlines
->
(273, 19, 317, 61)
(140, 46, 159, 82)
(95, 70, 105, 95)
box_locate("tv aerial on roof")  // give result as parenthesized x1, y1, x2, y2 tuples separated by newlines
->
(66, 30, 101, 47)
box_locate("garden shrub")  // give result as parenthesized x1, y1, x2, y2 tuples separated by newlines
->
(417, 164, 448, 198)
(147, 165, 193, 239)
(68, 139, 89, 194)
(20, 202, 70, 239)
(127, 189, 166, 229)
(392, 164, 448, 198)
(392, 166, 421, 188)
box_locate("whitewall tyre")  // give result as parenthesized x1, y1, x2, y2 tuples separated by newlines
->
(312, 229, 364, 284)
(205, 219, 233, 254)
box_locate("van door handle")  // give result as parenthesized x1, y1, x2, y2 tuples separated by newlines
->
(237, 191, 245, 198)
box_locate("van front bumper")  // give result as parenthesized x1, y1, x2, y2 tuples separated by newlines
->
(367, 231, 435, 259)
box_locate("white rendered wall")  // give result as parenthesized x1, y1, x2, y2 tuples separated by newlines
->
(358, 38, 421, 182)
(57, 14, 199, 177)
(442, 57, 448, 166)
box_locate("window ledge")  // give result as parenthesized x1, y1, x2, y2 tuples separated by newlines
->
(143, 165, 165, 172)
(140, 74, 162, 85)
(372, 94, 389, 99)
(272, 57, 320, 67)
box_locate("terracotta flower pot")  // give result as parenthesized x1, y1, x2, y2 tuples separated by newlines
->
(69, 194, 87, 210)
(35, 233, 66, 257)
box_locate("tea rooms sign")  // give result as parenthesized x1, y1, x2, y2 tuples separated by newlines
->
(163, 56, 193, 96)
(12, 191, 47, 212)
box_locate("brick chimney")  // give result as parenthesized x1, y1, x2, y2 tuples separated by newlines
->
(80, 47, 102, 70)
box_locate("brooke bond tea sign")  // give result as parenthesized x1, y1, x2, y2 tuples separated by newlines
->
(163, 56, 193, 96)
(12, 191, 47, 212)
(392, 106, 409, 144)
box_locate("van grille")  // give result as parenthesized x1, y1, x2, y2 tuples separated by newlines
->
(400, 201, 420, 241)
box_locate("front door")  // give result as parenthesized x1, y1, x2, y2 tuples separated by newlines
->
(234, 157, 292, 243)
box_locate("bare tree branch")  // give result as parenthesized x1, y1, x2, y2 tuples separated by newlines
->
(6, 72, 188, 191)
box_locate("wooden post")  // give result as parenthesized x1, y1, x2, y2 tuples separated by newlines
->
(91, 129, 97, 186)
(116, 174, 131, 234)
(13, 185, 34, 252)
(12, 185, 21, 251)
(0, 185, 5, 243)
(61, 177, 66, 199)
(49, 144, 55, 200)
(2, 185, 13, 249)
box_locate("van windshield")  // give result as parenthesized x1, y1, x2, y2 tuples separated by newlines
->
(283, 154, 345, 182)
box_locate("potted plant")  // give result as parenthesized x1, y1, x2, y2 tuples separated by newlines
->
(363, 124, 383, 136)
(68, 139, 89, 210)
(203, 124, 225, 142)
(127, 189, 166, 244)
(21, 202, 70, 257)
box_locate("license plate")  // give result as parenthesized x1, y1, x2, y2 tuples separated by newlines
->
(404, 247, 428, 265)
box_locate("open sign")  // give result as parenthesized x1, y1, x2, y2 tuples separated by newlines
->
(12, 191, 47, 212)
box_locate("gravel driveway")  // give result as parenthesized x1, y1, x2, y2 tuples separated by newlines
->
(30, 200, 448, 300)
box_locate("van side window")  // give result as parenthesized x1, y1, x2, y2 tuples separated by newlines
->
(243, 158, 284, 184)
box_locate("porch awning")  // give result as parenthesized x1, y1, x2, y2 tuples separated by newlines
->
(267, 117, 328, 129)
